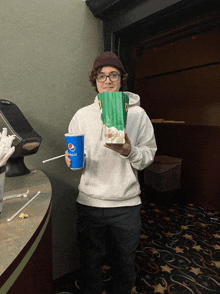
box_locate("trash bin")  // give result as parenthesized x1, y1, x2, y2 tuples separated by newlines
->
(144, 155, 182, 192)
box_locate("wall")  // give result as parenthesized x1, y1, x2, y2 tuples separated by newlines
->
(133, 26, 220, 211)
(0, 0, 103, 279)
(134, 30, 220, 126)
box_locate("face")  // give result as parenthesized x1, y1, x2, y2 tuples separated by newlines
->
(96, 66, 121, 94)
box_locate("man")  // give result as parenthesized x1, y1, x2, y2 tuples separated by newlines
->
(65, 52, 157, 294)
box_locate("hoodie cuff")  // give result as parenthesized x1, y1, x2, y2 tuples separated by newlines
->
(120, 145, 136, 160)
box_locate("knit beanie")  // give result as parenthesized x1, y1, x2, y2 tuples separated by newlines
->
(92, 52, 126, 74)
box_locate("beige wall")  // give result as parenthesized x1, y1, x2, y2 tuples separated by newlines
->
(1, 0, 103, 279)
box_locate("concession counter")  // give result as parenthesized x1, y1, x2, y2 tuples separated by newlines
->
(0, 169, 53, 294)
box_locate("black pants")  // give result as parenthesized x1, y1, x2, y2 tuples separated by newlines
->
(76, 202, 142, 294)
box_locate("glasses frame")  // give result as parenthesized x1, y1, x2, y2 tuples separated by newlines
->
(96, 73, 121, 83)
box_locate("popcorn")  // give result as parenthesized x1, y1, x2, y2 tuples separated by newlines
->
(19, 213, 29, 219)
(103, 125, 125, 144)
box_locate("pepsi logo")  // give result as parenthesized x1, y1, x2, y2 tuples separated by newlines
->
(68, 143, 76, 152)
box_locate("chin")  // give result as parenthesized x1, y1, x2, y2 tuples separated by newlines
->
(105, 89, 116, 92)
(98, 88, 120, 93)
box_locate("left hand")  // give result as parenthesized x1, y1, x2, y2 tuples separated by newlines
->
(104, 133, 131, 157)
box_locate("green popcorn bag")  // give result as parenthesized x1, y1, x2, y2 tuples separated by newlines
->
(98, 92, 129, 144)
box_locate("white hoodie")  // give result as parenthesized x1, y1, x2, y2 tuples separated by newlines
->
(68, 92, 157, 208)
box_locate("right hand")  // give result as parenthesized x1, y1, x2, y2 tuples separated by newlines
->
(65, 150, 86, 168)
(65, 150, 71, 168)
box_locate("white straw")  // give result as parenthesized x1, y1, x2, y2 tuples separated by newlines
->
(42, 154, 65, 163)
(42, 147, 88, 164)
(3, 190, 29, 201)
(7, 191, 41, 222)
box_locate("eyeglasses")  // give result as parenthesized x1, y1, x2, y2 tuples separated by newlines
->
(96, 73, 121, 83)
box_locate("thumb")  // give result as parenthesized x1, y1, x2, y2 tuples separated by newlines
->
(125, 133, 130, 142)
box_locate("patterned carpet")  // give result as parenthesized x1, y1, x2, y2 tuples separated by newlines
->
(53, 195, 220, 294)
(135, 199, 220, 294)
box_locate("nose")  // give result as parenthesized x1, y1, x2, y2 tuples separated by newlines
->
(105, 76, 112, 83)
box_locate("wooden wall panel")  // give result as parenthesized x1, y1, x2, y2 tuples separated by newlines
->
(134, 30, 220, 126)
(135, 30, 220, 79)
(134, 28, 220, 209)
(152, 124, 220, 210)
(135, 64, 220, 126)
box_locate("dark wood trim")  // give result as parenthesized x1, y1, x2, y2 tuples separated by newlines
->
(86, 0, 140, 19)
(136, 61, 220, 81)
(134, 10, 220, 54)
(102, 0, 220, 52)
(119, 9, 220, 92)
(142, 124, 220, 210)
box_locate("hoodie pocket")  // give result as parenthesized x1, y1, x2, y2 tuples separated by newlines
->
(82, 144, 139, 199)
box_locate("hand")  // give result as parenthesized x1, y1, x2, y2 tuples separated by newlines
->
(104, 133, 131, 157)
(65, 150, 71, 168)
(65, 150, 86, 168)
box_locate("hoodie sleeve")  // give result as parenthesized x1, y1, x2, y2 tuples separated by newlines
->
(121, 109, 157, 171)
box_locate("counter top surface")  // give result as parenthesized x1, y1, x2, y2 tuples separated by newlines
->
(0, 169, 52, 276)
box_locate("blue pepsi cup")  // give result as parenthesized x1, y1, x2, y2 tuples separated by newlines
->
(65, 133, 84, 170)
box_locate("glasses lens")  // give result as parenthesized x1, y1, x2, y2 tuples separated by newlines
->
(97, 74, 106, 82)
(109, 73, 119, 81)
(96, 73, 120, 82)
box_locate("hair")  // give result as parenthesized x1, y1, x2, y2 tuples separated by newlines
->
(89, 67, 128, 93)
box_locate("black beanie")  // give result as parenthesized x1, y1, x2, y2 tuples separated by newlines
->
(92, 52, 126, 74)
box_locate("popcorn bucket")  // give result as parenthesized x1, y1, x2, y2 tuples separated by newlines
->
(98, 92, 129, 144)
(0, 165, 6, 216)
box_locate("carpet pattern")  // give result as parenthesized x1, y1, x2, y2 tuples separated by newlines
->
(53, 200, 220, 294)
(135, 201, 220, 294)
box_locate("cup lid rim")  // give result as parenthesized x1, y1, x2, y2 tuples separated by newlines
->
(65, 133, 84, 136)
